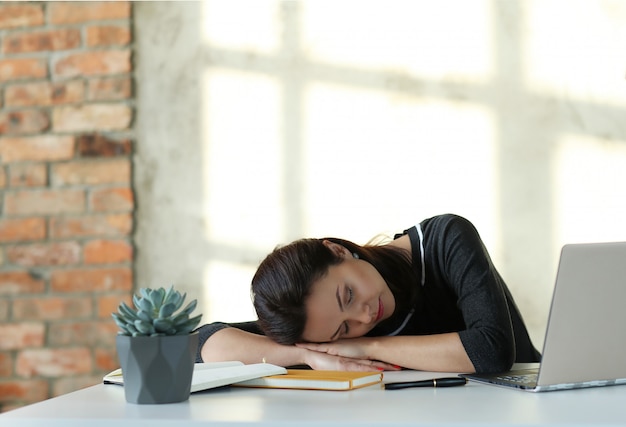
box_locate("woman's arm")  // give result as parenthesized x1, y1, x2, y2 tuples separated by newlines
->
(429, 215, 517, 373)
(298, 332, 475, 373)
(201, 327, 305, 366)
(299, 215, 517, 374)
(201, 327, 399, 371)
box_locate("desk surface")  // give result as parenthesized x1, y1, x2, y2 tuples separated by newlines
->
(2, 369, 626, 427)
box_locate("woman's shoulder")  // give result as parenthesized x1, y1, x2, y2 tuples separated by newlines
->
(422, 213, 478, 231)
(389, 214, 479, 252)
(421, 213, 474, 227)
(421, 213, 482, 245)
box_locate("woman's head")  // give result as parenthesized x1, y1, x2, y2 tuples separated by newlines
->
(251, 237, 418, 345)
(251, 239, 340, 344)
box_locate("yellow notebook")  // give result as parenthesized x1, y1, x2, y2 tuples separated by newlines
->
(233, 369, 383, 391)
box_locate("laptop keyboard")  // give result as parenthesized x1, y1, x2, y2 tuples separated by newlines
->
(496, 373, 538, 385)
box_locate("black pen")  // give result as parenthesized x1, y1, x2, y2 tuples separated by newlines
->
(384, 377, 467, 390)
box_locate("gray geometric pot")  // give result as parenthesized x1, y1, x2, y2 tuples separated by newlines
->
(116, 331, 199, 404)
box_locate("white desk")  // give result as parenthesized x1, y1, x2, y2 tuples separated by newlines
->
(2, 369, 626, 427)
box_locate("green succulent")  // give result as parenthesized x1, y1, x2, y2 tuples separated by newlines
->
(112, 286, 202, 337)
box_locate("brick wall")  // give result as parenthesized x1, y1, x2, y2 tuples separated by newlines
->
(0, 2, 134, 412)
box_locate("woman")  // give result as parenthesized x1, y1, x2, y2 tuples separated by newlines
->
(196, 214, 540, 374)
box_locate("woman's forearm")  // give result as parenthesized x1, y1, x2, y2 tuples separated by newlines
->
(200, 327, 307, 367)
(366, 333, 476, 373)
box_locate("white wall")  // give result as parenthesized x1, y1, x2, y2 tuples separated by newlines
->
(133, 0, 626, 349)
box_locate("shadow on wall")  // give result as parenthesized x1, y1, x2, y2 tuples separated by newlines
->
(133, 0, 626, 348)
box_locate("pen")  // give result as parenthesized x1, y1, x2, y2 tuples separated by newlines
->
(384, 377, 467, 390)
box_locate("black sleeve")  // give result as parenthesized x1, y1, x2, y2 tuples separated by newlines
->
(194, 321, 263, 363)
(422, 214, 517, 373)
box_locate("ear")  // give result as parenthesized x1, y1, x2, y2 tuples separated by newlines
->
(321, 240, 351, 259)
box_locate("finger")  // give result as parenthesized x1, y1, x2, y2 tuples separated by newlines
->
(356, 357, 401, 371)
(343, 358, 400, 372)
(371, 361, 402, 371)
(341, 360, 385, 372)
(339, 360, 379, 372)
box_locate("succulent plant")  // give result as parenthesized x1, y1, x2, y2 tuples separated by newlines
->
(112, 286, 202, 337)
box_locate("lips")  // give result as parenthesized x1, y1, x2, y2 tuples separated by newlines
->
(375, 298, 384, 322)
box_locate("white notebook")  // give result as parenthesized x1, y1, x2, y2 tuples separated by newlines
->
(103, 361, 287, 392)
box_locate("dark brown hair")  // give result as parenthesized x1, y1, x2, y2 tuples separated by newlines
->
(251, 237, 418, 344)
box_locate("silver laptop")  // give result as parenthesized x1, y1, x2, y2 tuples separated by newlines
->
(461, 241, 626, 392)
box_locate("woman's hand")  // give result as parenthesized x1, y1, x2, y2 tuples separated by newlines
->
(300, 333, 475, 373)
(298, 338, 401, 371)
(301, 347, 396, 371)
(297, 337, 370, 360)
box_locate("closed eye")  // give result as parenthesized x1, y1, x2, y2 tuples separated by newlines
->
(340, 287, 353, 338)
(346, 286, 353, 305)
(331, 286, 353, 341)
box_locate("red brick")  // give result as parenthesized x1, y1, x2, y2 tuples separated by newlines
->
(0, 379, 49, 404)
(6, 241, 81, 266)
(16, 348, 92, 377)
(49, 213, 132, 238)
(12, 296, 92, 321)
(0, 167, 6, 188)
(4, 189, 85, 215)
(86, 25, 131, 47)
(52, 158, 130, 186)
(4, 80, 84, 107)
(77, 133, 132, 157)
(51, 267, 132, 293)
(0, 323, 45, 350)
(98, 293, 132, 319)
(95, 347, 119, 371)
(0, 217, 46, 242)
(3, 28, 81, 54)
(90, 187, 134, 212)
(9, 163, 48, 187)
(52, 104, 132, 132)
(0, 271, 45, 295)
(0, 4, 44, 29)
(0, 110, 49, 135)
(0, 135, 74, 162)
(84, 239, 133, 264)
(48, 320, 118, 346)
(49, 1, 131, 25)
(87, 77, 132, 101)
(0, 352, 12, 376)
(0, 58, 47, 82)
(54, 50, 131, 78)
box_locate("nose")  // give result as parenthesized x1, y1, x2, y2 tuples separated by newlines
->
(344, 304, 374, 337)
(351, 304, 372, 325)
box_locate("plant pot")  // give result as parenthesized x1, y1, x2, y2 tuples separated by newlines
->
(115, 331, 199, 404)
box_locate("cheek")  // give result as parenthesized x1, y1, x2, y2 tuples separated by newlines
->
(383, 288, 396, 319)
(348, 325, 371, 338)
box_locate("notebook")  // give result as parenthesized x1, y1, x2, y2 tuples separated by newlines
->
(103, 361, 287, 392)
(461, 241, 626, 392)
(233, 369, 383, 391)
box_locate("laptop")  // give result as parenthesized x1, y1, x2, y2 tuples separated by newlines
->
(461, 241, 626, 392)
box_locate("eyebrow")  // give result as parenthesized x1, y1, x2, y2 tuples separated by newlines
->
(329, 286, 345, 341)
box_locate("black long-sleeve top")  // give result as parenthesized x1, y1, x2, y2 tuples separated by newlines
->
(195, 214, 540, 373)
